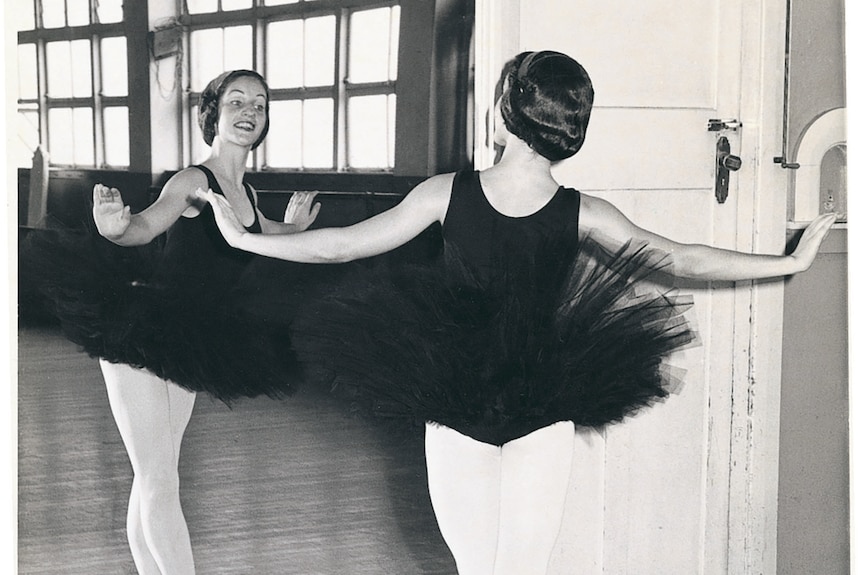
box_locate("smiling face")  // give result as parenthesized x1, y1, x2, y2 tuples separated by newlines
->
(215, 76, 269, 148)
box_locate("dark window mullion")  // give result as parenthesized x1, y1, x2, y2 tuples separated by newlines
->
(35, 0, 44, 29)
(181, 9, 261, 28)
(36, 39, 49, 147)
(258, 10, 272, 170)
(238, 0, 390, 21)
(344, 81, 396, 97)
(100, 96, 128, 107)
(18, 23, 125, 43)
(182, 39, 193, 167)
(336, 8, 348, 169)
(286, 0, 396, 12)
(91, 30, 104, 167)
(254, 14, 264, 169)
(269, 87, 335, 100)
(45, 97, 96, 107)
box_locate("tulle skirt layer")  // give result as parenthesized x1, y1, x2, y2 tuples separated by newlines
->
(21, 223, 696, 435)
(294, 237, 697, 445)
(19, 226, 312, 402)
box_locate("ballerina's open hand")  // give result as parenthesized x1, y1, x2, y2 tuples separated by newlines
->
(789, 212, 839, 272)
(196, 187, 246, 247)
(93, 184, 131, 240)
(283, 191, 321, 231)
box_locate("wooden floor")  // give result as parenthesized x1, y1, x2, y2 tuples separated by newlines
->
(17, 324, 456, 574)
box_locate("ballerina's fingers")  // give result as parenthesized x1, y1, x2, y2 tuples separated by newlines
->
(792, 212, 838, 271)
(284, 191, 321, 226)
(284, 191, 312, 213)
(195, 187, 229, 216)
(196, 187, 246, 239)
(802, 212, 837, 244)
(93, 183, 124, 207)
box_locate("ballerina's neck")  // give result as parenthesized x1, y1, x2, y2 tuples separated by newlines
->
(479, 162, 560, 218)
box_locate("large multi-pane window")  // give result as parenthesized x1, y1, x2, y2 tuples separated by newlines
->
(184, 0, 400, 171)
(15, 0, 129, 169)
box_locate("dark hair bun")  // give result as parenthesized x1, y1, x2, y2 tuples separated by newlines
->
(500, 51, 594, 161)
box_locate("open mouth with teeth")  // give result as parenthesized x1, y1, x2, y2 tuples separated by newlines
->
(234, 121, 256, 132)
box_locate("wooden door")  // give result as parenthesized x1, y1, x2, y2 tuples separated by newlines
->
(474, 1, 791, 573)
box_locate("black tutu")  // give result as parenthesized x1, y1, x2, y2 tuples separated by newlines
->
(19, 223, 314, 402)
(293, 236, 697, 445)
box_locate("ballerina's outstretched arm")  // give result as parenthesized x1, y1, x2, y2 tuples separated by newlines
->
(578, 194, 838, 281)
(197, 173, 453, 264)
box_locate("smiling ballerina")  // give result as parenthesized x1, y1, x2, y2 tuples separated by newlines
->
(25, 69, 319, 574)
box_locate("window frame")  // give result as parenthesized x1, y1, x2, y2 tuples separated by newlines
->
(13, 0, 469, 180)
(16, 2, 131, 169)
(179, 0, 401, 173)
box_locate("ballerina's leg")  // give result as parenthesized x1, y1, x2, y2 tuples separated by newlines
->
(101, 360, 196, 575)
(425, 422, 502, 575)
(494, 421, 574, 575)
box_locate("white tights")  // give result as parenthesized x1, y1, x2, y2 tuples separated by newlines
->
(425, 421, 574, 575)
(101, 360, 197, 575)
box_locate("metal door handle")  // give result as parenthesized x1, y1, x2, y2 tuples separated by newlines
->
(715, 135, 741, 203)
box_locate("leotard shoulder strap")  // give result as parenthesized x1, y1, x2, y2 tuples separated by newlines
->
(192, 164, 262, 233)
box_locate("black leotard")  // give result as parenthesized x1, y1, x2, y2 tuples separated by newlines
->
(442, 169, 580, 286)
(298, 168, 695, 445)
(21, 164, 304, 402)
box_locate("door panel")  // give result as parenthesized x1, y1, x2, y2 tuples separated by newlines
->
(563, 109, 717, 191)
(524, 1, 720, 110)
(510, 1, 757, 573)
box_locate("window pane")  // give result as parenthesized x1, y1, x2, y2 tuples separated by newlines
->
(47, 107, 94, 165)
(347, 95, 394, 168)
(15, 2, 35, 31)
(266, 100, 303, 168)
(266, 20, 303, 89)
(70, 40, 92, 97)
(18, 44, 38, 100)
(191, 29, 223, 92)
(349, 8, 396, 83)
(66, 0, 90, 26)
(187, 0, 218, 14)
(96, 0, 124, 23)
(224, 26, 253, 71)
(303, 98, 333, 168)
(304, 16, 335, 87)
(72, 108, 95, 165)
(48, 41, 93, 98)
(16, 109, 40, 168)
(265, 0, 300, 5)
(191, 27, 253, 92)
(48, 108, 74, 164)
(104, 107, 129, 166)
(388, 94, 396, 167)
(101, 37, 128, 96)
(222, 0, 253, 10)
(46, 41, 72, 97)
(41, 0, 66, 28)
(389, 6, 400, 80)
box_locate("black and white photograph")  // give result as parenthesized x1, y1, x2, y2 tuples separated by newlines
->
(8, 0, 853, 573)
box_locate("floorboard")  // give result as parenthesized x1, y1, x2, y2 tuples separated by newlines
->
(17, 325, 456, 574)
